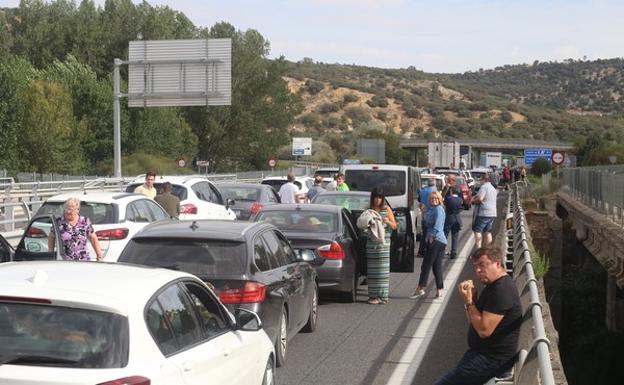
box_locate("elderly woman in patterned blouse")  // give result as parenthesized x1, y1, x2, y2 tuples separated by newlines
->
(47, 197, 104, 261)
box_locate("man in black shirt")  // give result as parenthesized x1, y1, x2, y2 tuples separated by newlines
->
(435, 246, 522, 385)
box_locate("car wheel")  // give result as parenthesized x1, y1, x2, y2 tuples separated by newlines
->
(302, 284, 318, 333)
(275, 307, 288, 367)
(262, 356, 275, 385)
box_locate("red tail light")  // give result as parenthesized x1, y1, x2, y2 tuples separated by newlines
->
(180, 203, 197, 215)
(250, 202, 264, 216)
(97, 376, 150, 385)
(317, 242, 345, 260)
(26, 227, 46, 238)
(96, 228, 129, 240)
(219, 281, 266, 304)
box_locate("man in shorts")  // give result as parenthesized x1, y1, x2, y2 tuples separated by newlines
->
(471, 173, 497, 249)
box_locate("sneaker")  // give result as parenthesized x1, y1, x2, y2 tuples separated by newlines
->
(435, 290, 444, 299)
(409, 289, 425, 299)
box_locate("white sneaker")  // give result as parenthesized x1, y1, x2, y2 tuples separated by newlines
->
(409, 289, 425, 299)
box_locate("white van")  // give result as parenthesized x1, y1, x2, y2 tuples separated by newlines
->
(339, 164, 421, 272)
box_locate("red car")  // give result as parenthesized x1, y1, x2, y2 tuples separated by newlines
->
(455, 177, 472, 210)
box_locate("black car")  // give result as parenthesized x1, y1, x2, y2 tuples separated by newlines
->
(311, 191, 415, 273)
(217, 182, 281, 220)
(252, 204, 364, 302)
(117, 219, 318, 367)
(0, 233, 14, 262)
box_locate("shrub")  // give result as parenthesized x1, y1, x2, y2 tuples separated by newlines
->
(317, 102, 341, 114)
(367, 95, 389, 108)
(300, 113, 321, 127)
(305, 80, 325, 95)
(531, 157, 552, 176)
(343, 93, 359, 104)
(344, 106, 371, 125)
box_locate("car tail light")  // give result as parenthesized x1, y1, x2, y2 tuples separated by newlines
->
(96, 228, 129, 240)
(97, 376, 150, 385)
(180, 203, 197, 215)
(317, 242, 345, 260)
(26, 227, 46, 238)
(250, 202, 264, 216)
(219, 281, 266, 304)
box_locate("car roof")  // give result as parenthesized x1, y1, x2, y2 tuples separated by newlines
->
(258, 203, 343, 214)
(420, 173, 445, 179)
(45, 191, 139, 204)
(341, 164, 412, 171)
(316, 191, 371, 197)
(131, 219, 272, 241)
(217, 182, 266, 189)
(130, 175, 212, 185)
(0, 261, 196, 315)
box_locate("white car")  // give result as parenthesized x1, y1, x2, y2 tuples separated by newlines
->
(126, 176, 236, 221)
(260, 176, 313, 202)
(34, 192, 169, 262)
(0, 261, 275, 385)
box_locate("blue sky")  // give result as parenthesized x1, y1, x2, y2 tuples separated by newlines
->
(1, 0, 623, 73)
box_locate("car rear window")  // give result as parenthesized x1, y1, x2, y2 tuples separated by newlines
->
(344, 170, 406, 196)
(312, 194, 370, 210)
(219, 186, 260, 201)
(119, 239, 247, 278)
(255, 211, 337, 233)
(0, 302, 128, 368)
(125, 183, 188, 200)
(36, 202, 116, 225)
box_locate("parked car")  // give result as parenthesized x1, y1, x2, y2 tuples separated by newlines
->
(118, 220, 318, 367)
(125, 175, 236, 221)
(217, 183, 281, 220)
(0, 261, 274, 385)
(252, 203, 365, 302)
(32, 192, 169, 261)
(260, 176, 312, 202)
(313, 167, 339, 179)
(468, 168, 491, 194)
(0, 233, 14, 262)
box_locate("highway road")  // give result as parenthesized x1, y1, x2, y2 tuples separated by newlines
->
(276, 209, 477, 385)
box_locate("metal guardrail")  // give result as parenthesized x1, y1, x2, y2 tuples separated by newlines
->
(491, 185, 556, 385)
(561, 165, 624, 223)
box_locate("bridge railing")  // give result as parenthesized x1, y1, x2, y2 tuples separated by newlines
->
(561, 166, 624, 223)
(491, 185, 556, 385)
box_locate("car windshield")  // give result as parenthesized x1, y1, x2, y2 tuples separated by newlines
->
(344, 170, 406, 196)
(255, 211, 337, 233)
(312, 194, 370, 210)
(219, 186, 260, 201)
(0, 302, 128, 368)
(125, 183, 188, 200)
(36, 202, 115, 225)
(119, 239, 247, 278)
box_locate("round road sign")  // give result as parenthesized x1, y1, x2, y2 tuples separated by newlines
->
(176, 158, 186, 168)
(552, 152, 564, 165)
(268, 158, 277, 168)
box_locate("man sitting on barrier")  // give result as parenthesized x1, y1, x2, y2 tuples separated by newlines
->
(435, 246, 521, 385)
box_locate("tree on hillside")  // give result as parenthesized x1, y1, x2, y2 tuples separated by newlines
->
(184, 23, 301, 171)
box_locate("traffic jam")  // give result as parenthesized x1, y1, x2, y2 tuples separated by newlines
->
(0, 164, 490, 384)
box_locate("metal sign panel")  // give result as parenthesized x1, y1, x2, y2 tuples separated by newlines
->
(128, 39, 231, 107)
(292, 137, 312, 156)
(524, 148, 552, 167)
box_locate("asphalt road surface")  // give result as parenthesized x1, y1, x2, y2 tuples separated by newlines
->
(276, 209, 479, 385)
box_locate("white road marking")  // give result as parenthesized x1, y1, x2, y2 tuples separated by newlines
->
(386, 236, 475, 385)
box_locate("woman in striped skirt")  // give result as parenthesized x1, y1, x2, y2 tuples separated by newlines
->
(366, 187, 397, 305)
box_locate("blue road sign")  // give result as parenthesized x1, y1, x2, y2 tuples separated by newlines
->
(524, 148, 552, 167)
(292, 149, 305, 155)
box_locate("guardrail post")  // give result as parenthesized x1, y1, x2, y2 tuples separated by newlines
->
(3, 186, 14, 232)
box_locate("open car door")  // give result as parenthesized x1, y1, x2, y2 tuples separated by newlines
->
(389, 207, 415, 273)
(0, 233, 14, 263)
(13, 215, 63, 261)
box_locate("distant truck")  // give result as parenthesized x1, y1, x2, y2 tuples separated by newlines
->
(484, 152, 502, 168)
(428, 141, 460, 169)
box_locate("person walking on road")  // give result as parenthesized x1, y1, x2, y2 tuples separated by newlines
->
(443, 186, 463, 259)
(471, 173, 497, 249)
(154, 182, 180, 219)
(411, 191, 447, 299)
(361, 187, 396, 305)
(417, 178, 437, 258)
(435, 246, 521, 385)
(307, 174, 326, 201)
(278, 173, 300, 204)
(134, 171, 157, 199)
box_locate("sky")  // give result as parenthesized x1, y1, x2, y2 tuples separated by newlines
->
(1, 0, 623, 73)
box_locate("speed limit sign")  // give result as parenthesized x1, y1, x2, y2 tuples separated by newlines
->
(268, 158, 277, 168)
(552, 151, 564, 165)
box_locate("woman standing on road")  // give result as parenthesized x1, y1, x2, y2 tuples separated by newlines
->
(364, 187, 397, 305)
(47, 197, 103, 261)
(411, 191, 447, 299)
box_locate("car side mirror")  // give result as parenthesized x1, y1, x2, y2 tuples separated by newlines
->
(234, 308, 263, 331)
